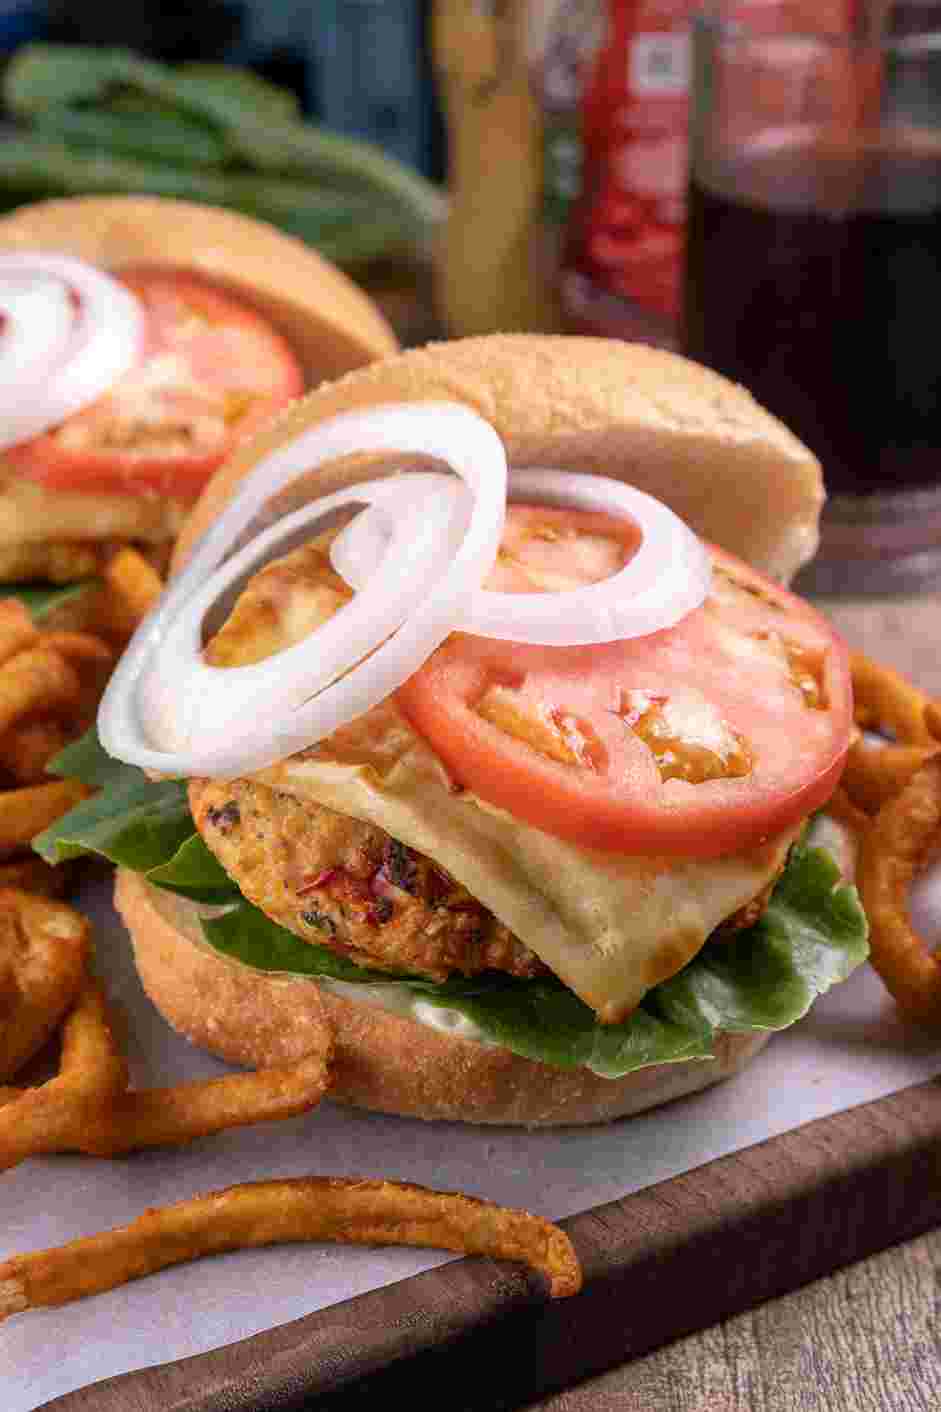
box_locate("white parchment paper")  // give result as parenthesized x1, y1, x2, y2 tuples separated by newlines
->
(4, 869, 941, 1410)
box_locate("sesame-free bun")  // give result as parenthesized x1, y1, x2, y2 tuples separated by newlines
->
(174, 334, 823, 583)
(0, 195, 397, 380)
(116, 869, 772, 1128)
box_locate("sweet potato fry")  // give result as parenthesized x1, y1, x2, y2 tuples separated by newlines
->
(856, 754, 941, 1021)
(0, 889, 90, 1081)
(0, 778, 91, 857)
(0, 1176, 581, 1321)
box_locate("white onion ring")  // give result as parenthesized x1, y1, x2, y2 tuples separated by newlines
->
(98, 402, 505, 778)
(0, 252, 144, 451)
(332, 469, 712, 644)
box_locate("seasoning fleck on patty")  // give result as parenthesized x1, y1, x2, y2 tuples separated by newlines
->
(189, 777, 547, 982)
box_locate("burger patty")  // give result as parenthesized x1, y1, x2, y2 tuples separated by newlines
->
(190, 777, 548, 982)
(191, 776, 786, 987)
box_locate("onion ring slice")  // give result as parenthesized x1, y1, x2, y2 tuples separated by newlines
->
(0, 253, 144, 452)
(99, 402, 506, 777)
(332, 469, 711, 644)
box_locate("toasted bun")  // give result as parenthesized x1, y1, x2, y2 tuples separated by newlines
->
(116, 869, 771, 1128)
(0, 195, 397, 381)
(174, 334, 823, 583)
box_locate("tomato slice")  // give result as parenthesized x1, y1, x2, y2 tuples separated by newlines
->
(6, 268, 305, 501)
(397, 529, 852, 859)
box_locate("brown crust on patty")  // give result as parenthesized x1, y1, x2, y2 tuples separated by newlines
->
(116, 869, 772, 1128)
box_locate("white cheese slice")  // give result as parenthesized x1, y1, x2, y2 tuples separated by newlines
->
(257, 703, 797, 1024)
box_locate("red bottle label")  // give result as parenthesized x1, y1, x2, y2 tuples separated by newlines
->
(563, 0, 695, 328)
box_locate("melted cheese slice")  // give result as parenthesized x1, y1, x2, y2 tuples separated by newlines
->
(256, 707, 795, 1023)
(213, 531, 798, 1024)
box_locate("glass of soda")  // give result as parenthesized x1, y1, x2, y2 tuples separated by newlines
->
(682, 1, 941, 595)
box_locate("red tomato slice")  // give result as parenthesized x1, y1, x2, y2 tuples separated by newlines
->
(6, 268, 305, 501)
(397, 530, 852, 859)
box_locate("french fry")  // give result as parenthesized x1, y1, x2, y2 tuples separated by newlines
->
(0, 855, 72, 898)
(0, 778, 91, 857)
(0, 978, 128, 1172)
(0, 718, 72, 785)
(0, 1176, 581, 1321)
(0, 958, 333, 1167)
(0, 645, 82, 737)
(39, 631, 114, 672)
(926, 701, 941, 743)
(0, 1086, 19, 1107)
(0, 600, 38, 665)
(850, 651, 936, 744)
(825, 784, 872, 839)
(0, 889, 90, 1082)
(103, 546, 163, 628)
(856, 755, 941, 1021)
(841, 740, 939, 816)
(78, 1049, 334, 1157)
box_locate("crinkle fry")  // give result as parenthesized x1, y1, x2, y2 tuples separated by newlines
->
(0, 1176, 581, 1319)
(850, 651, 936, 744)
(856, 754, 941, 1021)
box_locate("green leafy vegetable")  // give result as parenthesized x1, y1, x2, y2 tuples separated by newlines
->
(35, 727, 869, 1078)
(2, 580, 99, 622)
(202, 845, 868, 1076)
(1, 44, 445, 268)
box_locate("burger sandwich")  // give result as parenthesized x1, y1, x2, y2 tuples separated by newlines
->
(0, 194, 396, 620)
(37, 336, 869, 1126)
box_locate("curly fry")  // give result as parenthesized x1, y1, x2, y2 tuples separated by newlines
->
(825, 784, 872, 838)
(842, 740, 939, 815)
(0, 965, 333, 1169)
(0, 889, 90, 1082)
(103, 546, 163, 628)
(856, 755, 941, 1021)
(0, 1176, 581, 1321)
(926, 701, 941, 743)
(850, 651, 935, 744)
(0, 978, 128, 1172)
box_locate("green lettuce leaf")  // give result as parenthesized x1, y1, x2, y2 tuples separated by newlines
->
(35, 730, 869, 1077)
(201, 844, 868, 1076)
(2, 580, 99, 622)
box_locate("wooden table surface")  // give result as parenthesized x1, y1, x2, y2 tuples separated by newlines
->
(532, 588, 941, 1412)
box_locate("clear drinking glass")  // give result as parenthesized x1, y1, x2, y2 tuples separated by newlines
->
(682, 1, 941, 595)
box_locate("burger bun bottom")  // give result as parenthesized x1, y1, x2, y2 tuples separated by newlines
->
(116, 869, 771, 1128)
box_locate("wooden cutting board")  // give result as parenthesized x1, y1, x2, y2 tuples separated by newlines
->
(42, 594, 941, 1412)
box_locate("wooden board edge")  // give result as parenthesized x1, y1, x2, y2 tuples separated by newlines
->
(42, 1076, 941, 1412)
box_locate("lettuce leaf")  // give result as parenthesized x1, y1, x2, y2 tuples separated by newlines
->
(35, 728, 869, 1077)
(2, 580, 100, 622)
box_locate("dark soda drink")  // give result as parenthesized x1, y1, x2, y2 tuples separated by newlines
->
(683, 134, 941, 498)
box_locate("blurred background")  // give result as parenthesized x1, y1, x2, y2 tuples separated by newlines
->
(0, 0, 939, 596)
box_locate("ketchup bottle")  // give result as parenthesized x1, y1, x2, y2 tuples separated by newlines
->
(560, 0, 695, 348)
